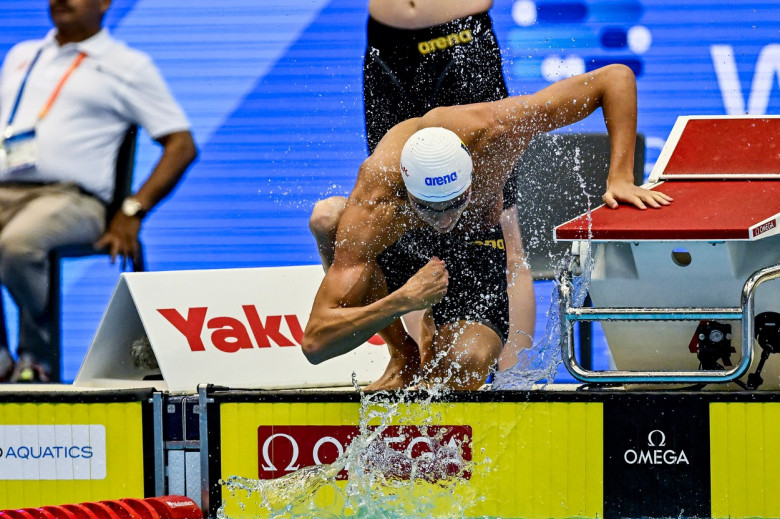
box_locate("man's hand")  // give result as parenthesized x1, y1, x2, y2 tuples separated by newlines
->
(93, 129, 196, 269)
(603, 179, 673, 210)
(397, 257, 449, 312)
(94, 212, 142, 269)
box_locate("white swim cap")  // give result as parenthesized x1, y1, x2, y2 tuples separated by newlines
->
(400, 127, 473, 202)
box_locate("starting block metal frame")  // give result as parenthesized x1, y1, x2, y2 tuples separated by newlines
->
(554, 115, 780, 386)
(559, 263, 780, 384)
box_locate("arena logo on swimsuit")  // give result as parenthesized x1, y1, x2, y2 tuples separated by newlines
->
(156, 306, 386, 352)
(425, 171, 458, 186)
(472, 239, 505, 250)
(417, 30, 472, 55)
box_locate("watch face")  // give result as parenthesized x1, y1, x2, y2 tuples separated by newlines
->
(123, 198, 143, 217)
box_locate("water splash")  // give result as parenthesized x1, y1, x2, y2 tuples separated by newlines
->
(492, 212, 595, 391)
(492, 141, 597, 390)
(219, 464, 342, 517)
(219, 386, 480, 519)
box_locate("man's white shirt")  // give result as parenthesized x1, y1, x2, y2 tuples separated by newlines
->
(0, 29, 190, 202)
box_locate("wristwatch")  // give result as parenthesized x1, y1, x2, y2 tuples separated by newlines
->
(121, 197, 147, 219)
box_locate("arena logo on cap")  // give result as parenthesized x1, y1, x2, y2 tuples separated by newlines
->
(0, 424, 106, 480)
(425, 171, 458, 186)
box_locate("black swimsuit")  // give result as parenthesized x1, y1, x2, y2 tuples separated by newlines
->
(363, 11, 519, 207)
(363, 11, 508, 152)
(377, 224, 510, 344)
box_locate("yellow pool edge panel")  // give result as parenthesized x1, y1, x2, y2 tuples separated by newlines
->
(0, 401, 147, 509)
(710, 402, 780, 518)
(4, 391, 780, 518)
(219, 401, 604, 519)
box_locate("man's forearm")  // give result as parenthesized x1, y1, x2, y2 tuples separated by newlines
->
(302, 288, 417, 364)
(497, 206, 535, 371)
(512, 65, 638, 167)
(599, 66, 638, 185)
(133, 131, 197, 210)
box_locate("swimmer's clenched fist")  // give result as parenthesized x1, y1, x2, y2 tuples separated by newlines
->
(397, 257, 449, 311)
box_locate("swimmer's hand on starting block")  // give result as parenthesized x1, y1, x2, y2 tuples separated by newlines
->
(602, 179, 673, 210)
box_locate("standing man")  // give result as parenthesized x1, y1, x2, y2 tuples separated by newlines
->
(309, 0, 536, 380)
(0, 0, 197, 382)
(302, 64, 671, 390)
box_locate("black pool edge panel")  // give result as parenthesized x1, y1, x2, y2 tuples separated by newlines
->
(141, 397, 157, 498)
(603, 394, 711, 519)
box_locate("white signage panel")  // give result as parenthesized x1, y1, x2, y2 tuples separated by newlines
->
(76, 266, 390, 392)
(0, 425, 106, 480)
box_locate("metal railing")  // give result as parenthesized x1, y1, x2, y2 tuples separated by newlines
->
(559, 263, 780, 384)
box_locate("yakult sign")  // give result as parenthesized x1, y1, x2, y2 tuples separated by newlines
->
(156, 305, 386, 352)
(76, 266, 389, 392)
(157, 306, 307, 351)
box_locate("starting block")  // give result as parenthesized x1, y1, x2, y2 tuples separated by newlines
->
(555, 115, 780, 387)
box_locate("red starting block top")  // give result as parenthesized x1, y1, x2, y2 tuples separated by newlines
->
(650, 116, 780, 181)
(557, 116, 780, 242)
(555, 180, 780, 242)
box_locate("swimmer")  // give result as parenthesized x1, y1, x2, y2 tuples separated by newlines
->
(302, 64, 672, 391)
(309, 0, 536, 377)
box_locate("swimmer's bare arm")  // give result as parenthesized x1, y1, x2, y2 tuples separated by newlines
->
(496, 64, 672, 210)
(302, 201, 448, 365)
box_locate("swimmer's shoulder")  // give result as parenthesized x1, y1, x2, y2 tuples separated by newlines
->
(375, 117, 422, 149)
(349, 152, 416, 236)
(358, 122, 416, 198)
(341, 178, 415, 257)
(418, 103, 498, 147)
(351, 153, 404, 207)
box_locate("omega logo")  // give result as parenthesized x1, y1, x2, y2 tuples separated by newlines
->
(623, 429, 689, 465)
(257, 425, 472, 481)
(647, 429, 666, 447)
(260, 433, 302, 472)
(753, 219, 776, 237)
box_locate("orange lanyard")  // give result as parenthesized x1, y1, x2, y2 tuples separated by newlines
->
(36, 51, 87, 121)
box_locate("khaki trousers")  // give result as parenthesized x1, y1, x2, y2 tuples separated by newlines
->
(0, 182, 105, 373)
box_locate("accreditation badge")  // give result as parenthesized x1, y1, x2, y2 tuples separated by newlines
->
(0, 128, 38, 175)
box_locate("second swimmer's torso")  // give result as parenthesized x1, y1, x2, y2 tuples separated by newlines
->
(367, 0, 493, 29)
